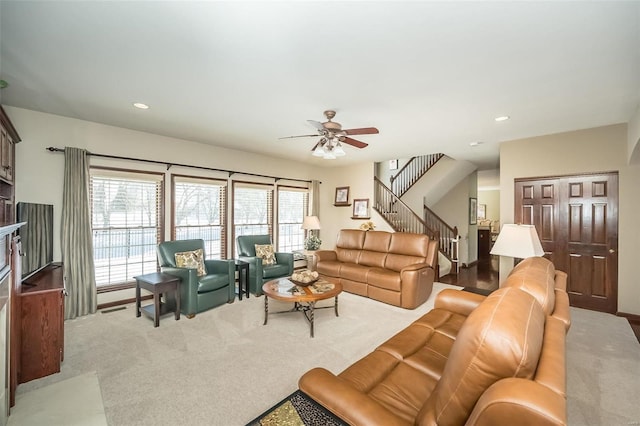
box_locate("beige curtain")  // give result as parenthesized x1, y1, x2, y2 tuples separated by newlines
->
(309, 179, 321, 237)
(62, 147, 97, 319)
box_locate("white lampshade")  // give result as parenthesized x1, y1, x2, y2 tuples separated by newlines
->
(301, 215, 321, 230)
(490, 224, 544, 258)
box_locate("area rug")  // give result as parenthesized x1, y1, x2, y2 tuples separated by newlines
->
(246, 390, 346, 426)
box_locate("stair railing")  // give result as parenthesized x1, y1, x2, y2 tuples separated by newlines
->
(389, 153, 444, 198)
(373, 177, 439, 241)
(424, 204, 459, 271)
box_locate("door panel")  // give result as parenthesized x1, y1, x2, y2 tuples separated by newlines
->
(515, 172, 618, 313)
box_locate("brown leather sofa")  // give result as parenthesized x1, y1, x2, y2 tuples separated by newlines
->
(299, 257, 570, 425)
(315, 230, 439, 309)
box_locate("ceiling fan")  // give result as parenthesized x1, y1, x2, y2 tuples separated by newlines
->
(279, 110, 379, 159)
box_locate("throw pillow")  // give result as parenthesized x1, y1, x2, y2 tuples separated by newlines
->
(255, 244, 277, 265)
(174, 249, 207, 276)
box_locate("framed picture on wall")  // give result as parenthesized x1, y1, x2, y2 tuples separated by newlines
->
(352, 198, 370, 219)
(334, 186, 350, 206)
(477, 204, 486, 220)
(389, 159, 398, 170)
(469, 198, 477, 225)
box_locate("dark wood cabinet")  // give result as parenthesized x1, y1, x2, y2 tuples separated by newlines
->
(17, 264, 65, 384)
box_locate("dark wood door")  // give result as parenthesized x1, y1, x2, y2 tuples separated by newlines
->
(515, 172, 618, 313)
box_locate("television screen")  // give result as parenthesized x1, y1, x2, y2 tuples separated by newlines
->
(16, 202, 54, 280)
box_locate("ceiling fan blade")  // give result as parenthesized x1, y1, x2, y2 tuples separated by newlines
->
(307, 120, 326, 131)
(278, 134, 319, 139)
(342, 137, 368, 149)
(343, 127, 379, 136)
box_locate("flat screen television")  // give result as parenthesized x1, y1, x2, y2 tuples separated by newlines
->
(16, 202, 54, 280)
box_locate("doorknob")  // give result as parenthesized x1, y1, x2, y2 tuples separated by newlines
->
(609, 249, 615, 254)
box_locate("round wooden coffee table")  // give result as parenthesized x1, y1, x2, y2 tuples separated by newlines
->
(262, 277, 342, 338)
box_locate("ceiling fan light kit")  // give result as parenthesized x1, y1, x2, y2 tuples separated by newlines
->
(280, 110, 379, 160)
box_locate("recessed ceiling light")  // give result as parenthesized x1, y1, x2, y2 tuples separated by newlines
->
(133, 102, 149, 109)
(469, 141, 484, 147)
(494, 115, 510, 122)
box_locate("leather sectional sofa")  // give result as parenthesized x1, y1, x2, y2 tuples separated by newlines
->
(299, 257, 570, 425)
(315, 230, 439, 309)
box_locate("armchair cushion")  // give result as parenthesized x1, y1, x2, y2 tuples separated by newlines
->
(255, 244, 277, 265)
(263, 263, 290, 279)
(174, 249, 207, 276)
(198, 274, 231, 292)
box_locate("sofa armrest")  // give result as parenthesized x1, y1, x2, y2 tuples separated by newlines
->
(400, 262, 429, 272)
(299, 368, 410, 426)
(314, 250, 337, 262)
(434, 289, 486, 317)
(464, 378, 567, 426)
(552, 289, 571, 332)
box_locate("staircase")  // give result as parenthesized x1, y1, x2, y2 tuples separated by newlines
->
(390, 154, 444, 199)
(374, 177, 459, 273)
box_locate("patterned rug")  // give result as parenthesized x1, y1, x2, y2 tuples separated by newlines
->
(246, 390, 347, 426)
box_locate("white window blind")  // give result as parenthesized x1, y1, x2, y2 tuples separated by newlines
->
(277, 187, 309, 253)
(173, 176, 227, 259)
(233, 183, 273, 253)
(90, 170, 163, 287)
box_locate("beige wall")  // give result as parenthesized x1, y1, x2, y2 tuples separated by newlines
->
(500, 123, 640, 315)
(478, 189, 500, 223)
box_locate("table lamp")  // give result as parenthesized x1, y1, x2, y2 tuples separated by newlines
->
(490, 224, 544, 260)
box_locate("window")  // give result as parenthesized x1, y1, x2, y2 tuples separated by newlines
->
(90, 169, 163, 288)
(233, 183, 273, 254)
(277, 187, 309, 253)
(173, 176, 227, 259)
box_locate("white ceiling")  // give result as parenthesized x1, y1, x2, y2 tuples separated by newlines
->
(1, 1, 639, 169)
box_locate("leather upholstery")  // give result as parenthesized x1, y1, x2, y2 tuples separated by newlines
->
(316, 230, 439, 309)
(236, 234, 294, 296)
(157, 239, 235, 317)
(299, 256, 571, 426)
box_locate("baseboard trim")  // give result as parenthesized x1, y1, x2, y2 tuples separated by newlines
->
(617, 311, 640, 323)
(98, 295, 152, 310)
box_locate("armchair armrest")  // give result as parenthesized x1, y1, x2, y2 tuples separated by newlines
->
(238, 255, 264, 295)
(314, 250, 337, 262)
(275, 252, 294, 271)
(204, 259, 233, 275)
(434, 289, 486, 317)
(299, 368, 410, 426)
(159, 266, 199, 313)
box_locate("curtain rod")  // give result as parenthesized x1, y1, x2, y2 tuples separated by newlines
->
(46, 147, 319, 184)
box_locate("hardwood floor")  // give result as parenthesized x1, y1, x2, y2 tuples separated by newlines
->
(439, 255, 640, 344)
(439, 255, 499, 291)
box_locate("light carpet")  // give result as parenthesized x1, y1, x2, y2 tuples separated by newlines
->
(13, 283, 459, 425)
(12, 283, 640, 425)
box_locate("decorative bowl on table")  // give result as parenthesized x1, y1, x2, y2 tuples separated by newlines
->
(289, 270, 320, 287)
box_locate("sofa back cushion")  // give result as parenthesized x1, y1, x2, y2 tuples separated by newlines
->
(504, 256, 556, 315)
(417, 287, 545, 425)
(335, 229, 366, 264)
(385, 233, 436, 272)
(359, 231, 392, 267)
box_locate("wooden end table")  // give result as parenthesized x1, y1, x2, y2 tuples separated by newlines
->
(135, 272, 181, 328)
(234, 260, 250, 300)
(262, 278, 342, 338)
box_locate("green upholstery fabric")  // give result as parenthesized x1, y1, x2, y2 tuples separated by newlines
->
(157, 239, 235, 316)
(236, 235, 294, 296)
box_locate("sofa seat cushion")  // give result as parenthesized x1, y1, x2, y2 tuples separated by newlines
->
(367, 267, 401, 291)
(198, 274, 229, 293)
(316, 260, 342, 278)
(340, 263, 371, 283)
(263, 263, 290, 279)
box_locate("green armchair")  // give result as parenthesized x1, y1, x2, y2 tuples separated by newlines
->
(236, 235, 294, 296)
(157, 239, 235, 318)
